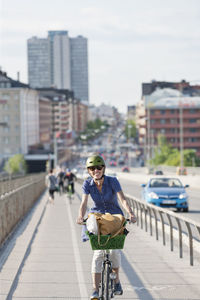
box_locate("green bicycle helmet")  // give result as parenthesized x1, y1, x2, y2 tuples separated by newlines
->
(86, 155, 105, 168)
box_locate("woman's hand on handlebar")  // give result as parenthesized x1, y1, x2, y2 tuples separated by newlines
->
(129, 213, 137, 223)
(76, 216, 84, 224)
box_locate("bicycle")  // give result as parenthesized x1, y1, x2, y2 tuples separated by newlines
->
(83, 219, 129, 300)
(66, 183, 74, 203)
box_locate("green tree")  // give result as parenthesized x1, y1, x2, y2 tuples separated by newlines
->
(151, 134, 174, 165)
(86, 118, 107, 130)
(4, 154, 27, 175)
(78, 119, 109, 142)
(182, 149, 200, 166)
(151, 134, 200, 166)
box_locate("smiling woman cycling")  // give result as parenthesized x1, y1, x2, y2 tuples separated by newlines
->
(76, 154, 136, 300)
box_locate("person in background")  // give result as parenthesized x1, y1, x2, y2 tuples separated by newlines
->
(64, 168, 76, 194)
(57, 167, 65, 195)
(45, 169, 57, 204)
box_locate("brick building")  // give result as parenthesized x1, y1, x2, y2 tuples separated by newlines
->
(137, 84, 200, 158)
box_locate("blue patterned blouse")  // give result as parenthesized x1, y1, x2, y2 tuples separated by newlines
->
(82, 175, 124, 215)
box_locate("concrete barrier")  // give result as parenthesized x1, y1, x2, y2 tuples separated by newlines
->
(115, 169, 200, 189)
(0, 173, 46, 247)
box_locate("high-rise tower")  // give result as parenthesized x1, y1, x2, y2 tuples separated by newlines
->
(27, 31, 89, 101)
(70, 35, 89, 102)
(27, 37, 51, 88)
(48, 31, 71, 89)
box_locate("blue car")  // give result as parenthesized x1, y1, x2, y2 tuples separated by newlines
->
(141, 177, 189, 212)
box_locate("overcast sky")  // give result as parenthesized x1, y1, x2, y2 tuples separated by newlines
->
(0, 0, 200, 113)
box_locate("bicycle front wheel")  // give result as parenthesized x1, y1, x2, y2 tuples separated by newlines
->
(105, 263, 112, 300)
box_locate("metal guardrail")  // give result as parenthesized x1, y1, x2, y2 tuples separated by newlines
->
(0, 173, 46, 196)
(125, 193, 200, 266)
(0, 173, 46, 247)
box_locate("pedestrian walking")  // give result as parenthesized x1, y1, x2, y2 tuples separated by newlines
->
(45, 169, 58, 204)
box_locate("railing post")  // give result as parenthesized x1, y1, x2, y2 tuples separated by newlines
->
(147, 207, 152, 236)
(185, 221, 193, 266)
(152, 208, 158, 240)
(166, 214, 173, 252)
(143, 204, 148, 232)
(175, 217, 183, 258)
(158, 211, 166, 246)
(134, 201, 139, 227)
(138, 203, 143, 229)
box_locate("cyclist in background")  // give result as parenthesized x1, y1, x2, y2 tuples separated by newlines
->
(64, 168, 76, 194)
(76, 155, 136, 300)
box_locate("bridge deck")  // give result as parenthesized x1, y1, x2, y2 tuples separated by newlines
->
(0, 183, 200, 300)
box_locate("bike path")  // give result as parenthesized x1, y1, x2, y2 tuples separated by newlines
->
(0, 183, 200, 300)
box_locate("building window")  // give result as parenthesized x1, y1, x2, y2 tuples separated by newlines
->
(4, 115, 10, 122)
(160, 119, 166, 124)
(188, 137, 197, 143)
(3, 104, 8, 110)
(3, 127, 9, 133)
(2, 93, 10, 100)
(170, 119, 177, 124)
(160, 110, 165, 115)
(4, 137, 9, 144)
(189, 119, 197, 123)
(189, 128, 197, 133)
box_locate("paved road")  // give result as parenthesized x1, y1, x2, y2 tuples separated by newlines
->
(0, 183, 200, 300)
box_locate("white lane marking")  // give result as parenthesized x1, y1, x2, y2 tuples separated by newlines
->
(65, 199, 88, 299)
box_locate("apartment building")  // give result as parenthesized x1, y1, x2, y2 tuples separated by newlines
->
(137, 86, 200, 157)
(37, 88, 88, 135)
(88, 103, 120, 126)
(38, 96, 52, 150)
(0, 71, 39, 158)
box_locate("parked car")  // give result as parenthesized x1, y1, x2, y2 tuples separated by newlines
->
(109, 160, 117, 167)
(155, 170, 163, 175)
(122, 166, 130, 172)
(141, 177, 189, 212)
(118, 157, 125, 165)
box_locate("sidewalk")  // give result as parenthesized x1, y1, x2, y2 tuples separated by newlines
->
(0, 183, 200, 300)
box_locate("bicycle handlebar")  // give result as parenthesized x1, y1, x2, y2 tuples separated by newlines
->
(79, 218, 131, 226)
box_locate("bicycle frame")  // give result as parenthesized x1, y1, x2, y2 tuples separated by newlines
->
(99, 250, 116, 300)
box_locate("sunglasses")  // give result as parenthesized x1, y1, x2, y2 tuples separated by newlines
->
(88, 166, 104, 171)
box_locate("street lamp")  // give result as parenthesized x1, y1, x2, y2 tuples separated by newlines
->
(54, 132, 58, 168)
(127, 124, 132, 168)
(179, 101, 184, 172)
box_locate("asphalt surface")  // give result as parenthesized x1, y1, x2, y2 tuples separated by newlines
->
(0, 182, 200, 300)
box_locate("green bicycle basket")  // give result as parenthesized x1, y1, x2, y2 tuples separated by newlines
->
(87, 232, 126, 250)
